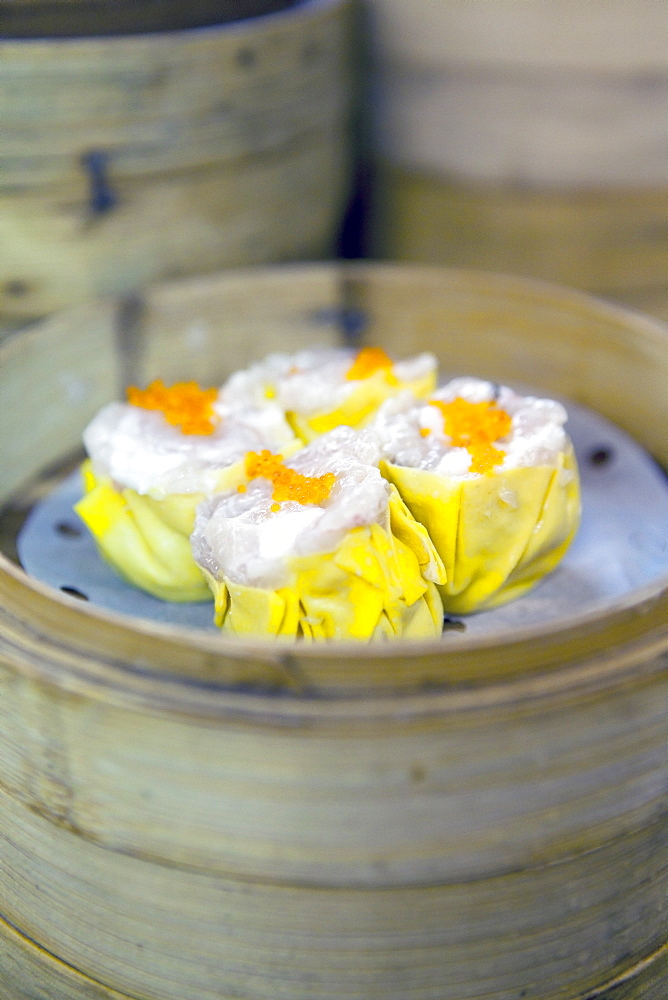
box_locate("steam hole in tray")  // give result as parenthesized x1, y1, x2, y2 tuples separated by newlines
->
(588, 445, 614, 466)
(55, 521, 82, 538)
(443, 617, 467, 632)
(60, 586, 89, 601)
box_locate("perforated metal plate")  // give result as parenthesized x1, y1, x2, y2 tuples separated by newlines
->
(15, 401, 668, 639)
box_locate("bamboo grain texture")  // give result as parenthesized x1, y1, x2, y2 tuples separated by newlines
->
(366, 0, 668, 319)
(0, 0, 353, 321)
(366, 0, 667, 73)
(370, 167, 668, 319)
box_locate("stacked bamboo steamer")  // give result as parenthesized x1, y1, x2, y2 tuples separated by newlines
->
(0, 0, 300, 36)
(0, 0, 354, 328)
(366, 0, 667, 320)
(0, 263, 666, 999)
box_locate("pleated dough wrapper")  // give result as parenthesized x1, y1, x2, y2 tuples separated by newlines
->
(191, 425, 445, 640)
(381, 446, 580, 614)
(74, 460, 248, 602)
(199, 487, 444, 641)
(375, 378, 581, 614)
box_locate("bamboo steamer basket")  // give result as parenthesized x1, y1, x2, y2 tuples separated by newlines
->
(0, 263, 666, 999)
(366, 0, 668, 321)
(0, 0, 354, 325)
(0, 0, 299, 37)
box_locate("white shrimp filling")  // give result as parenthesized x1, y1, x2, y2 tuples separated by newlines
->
(82, 398, 295, 497)
(220, 347, 437, 418)
(191, 427, 389, 589)
(372, 377, 570, 478)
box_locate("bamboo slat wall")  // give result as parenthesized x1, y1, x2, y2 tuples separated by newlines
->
(0, 0, 354, 325)
(366, 0, 667, 320)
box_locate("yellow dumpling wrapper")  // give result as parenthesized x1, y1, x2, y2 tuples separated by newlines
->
(74, 460, 247, 602)
(200, 488, 446, 641)
(287, 366, 437, 444)
(380, 442, 581, 614)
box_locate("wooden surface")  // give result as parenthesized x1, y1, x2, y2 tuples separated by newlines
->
(0, 263, 666, 998)
(370, 167, 668, 321)
(370, 63, 666, 189)
(0, 911, 666, 1000)
(0, 0, 354, 321)
(366, 0, 666, 185)
(0, 0, 299, 37)
(365, 0, 667, 73)
(365, 0, 667, 317)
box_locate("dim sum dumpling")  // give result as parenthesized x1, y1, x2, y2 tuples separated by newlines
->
(75, 379, 298, 601)
(374, 378, 581, 614)
(190, 426, 445, 639)
(221, 346, 438, 443)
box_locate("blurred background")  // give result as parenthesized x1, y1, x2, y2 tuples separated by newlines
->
(1, 0, 665, 338)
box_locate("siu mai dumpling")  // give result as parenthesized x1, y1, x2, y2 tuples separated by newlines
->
(375, 378, 581, 614)
(221, 346, 438, 443)
(75, 379, 298, 602)
(191, 426, 445, 640)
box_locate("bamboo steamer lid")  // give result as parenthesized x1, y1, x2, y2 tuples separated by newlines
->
(0, 263, 666, 999)
(0, 0, 354, 324)
(366, 0, 668, 320)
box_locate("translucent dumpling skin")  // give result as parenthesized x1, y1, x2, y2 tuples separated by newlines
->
(380, 442, 581, 614)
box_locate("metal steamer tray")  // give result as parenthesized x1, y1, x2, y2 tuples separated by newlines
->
(13, 398, 668, 641)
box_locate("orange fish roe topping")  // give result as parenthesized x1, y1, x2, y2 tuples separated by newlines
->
(245, 450, 336, 506)
(466, 440, 507, 475)
(346, 346, 396, 382)
(430, 396, 512, 474)
(127, 379, 219, 435)
(244, 449, 285, 482)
